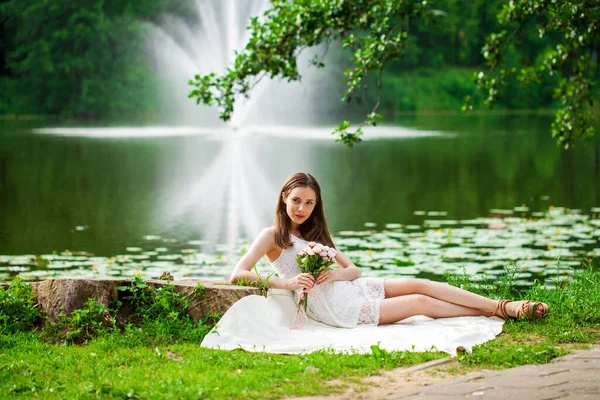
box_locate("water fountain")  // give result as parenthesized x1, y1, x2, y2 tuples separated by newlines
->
(145, 0, 277, 253)
(32, 0, 445, 256)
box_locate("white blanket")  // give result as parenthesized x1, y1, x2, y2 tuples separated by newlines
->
(201, 289, 504, 356)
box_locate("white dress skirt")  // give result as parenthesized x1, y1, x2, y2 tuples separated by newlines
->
(271, 234, 386, 328)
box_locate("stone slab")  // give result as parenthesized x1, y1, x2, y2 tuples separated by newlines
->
(399, 358, 454, 374)
(387, 346, 600, 400)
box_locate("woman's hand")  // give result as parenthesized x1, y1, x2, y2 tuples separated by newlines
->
(287, 273, 315, 291)
(316, 270, 333, 285)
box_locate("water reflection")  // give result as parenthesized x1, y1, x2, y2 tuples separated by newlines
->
(0, 114, 598, 284)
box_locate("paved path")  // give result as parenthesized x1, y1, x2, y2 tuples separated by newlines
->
(387, 346, 600, 400)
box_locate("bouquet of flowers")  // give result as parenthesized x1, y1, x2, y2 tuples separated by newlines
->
(295, 241, 337, 313)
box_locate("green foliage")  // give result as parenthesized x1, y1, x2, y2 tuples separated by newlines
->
(189, 0, 432, 146)
(234, 264, 273, 297)
(0, 277, 41, 333)
(526, 261, 600, 326)
(188, 0, 597, 147)
(445, 263, 522, 300)
(392, 258, 415, 267)
(1, 0, 595, 131)
(117, 275, 213, 342)
(0, 0, 188, 118)
(41, 299, 117, 344)
(119, 275, 193, 321)
(35, 277, 215, 344)
(0, 275, 217, 345)
(378, 68, 480, 113)
(473, 0, 599, 149)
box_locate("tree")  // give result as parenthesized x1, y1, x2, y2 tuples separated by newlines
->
(189, 0, 599, 148)
(0, 0, 190, 117)
(471, 0, 599, 149)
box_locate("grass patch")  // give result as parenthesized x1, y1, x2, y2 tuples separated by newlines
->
(0, 331, 445, 399)
(448, 262, 600, 368)
(0, 264, 599, 398)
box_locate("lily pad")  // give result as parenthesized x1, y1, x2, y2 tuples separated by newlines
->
(384, 223, 402, 229)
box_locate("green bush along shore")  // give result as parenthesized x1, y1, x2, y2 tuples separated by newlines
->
(1, 263, 599, 399)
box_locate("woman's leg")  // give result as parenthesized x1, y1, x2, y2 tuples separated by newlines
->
(384, 278, 497, 312)
(378, 294, 488, 325)
(383, 278, 543, 318)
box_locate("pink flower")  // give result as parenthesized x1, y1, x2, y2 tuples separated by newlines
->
(320, 250, 328, 257)
(308, 241, 316, 247)
(328, 250, 336, 258)
(307, 248, 315, 256)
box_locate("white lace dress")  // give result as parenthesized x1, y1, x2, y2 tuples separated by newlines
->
(271, 234, 386, 328)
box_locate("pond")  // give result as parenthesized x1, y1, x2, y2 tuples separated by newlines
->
(0, 114, 599, 286)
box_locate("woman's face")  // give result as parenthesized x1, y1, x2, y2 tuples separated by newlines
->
(283, 186, 317, 227)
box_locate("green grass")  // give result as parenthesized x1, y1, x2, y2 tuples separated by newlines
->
(0, 331, 444, 399)
(451, 262, 600, 368)
(1, 264, 599, 399)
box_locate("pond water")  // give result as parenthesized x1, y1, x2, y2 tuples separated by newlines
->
(1, 114, 599, 285)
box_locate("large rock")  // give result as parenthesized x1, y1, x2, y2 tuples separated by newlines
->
(147, 280, 263, 322)
(28, 278, 262, 322)
(30, 279, 122, 321)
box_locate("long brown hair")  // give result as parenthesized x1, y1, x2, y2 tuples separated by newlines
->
(274, 172, 335, 249)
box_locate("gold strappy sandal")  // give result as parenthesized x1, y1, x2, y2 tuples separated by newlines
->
(493, 299, 548, 320)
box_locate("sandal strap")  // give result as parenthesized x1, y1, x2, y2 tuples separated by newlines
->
(517, 300, 529, 319)
(527, 302, 548, 319)
(495, 300, 548, 320)
(496, 299, 511, 319)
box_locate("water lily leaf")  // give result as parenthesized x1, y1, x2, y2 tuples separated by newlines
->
(392, 258, 415, 267)
(427, 211, 448, 216)
(143, 235, 162, 240)
(489, 209, 514, 215)
(384, 223, 402, 229)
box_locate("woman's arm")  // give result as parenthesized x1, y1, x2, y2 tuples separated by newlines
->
(316, 249, 361, 284)
(229, 227, 315, 291)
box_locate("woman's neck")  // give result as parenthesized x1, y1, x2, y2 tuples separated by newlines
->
(289, 222, 300, 234)
(289, 224, 302, 239)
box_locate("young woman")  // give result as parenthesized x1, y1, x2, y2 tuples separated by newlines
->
(230, 172, 548, 328)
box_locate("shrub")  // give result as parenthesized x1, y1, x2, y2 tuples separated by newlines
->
(0, 277, 41, 333)
(42, 298, 117, 344)
(117, 275, 214, 342)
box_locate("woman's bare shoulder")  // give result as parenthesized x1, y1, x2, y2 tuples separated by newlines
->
(259, 226, 275, 237)
(252, 227, 280, 259)
(255, 226, 276, 246)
